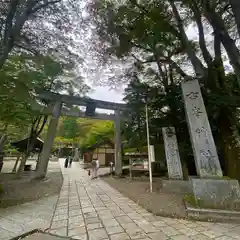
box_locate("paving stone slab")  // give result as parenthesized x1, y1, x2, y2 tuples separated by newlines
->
(51, 220, 68, 229)
(109, 233, 130, 240)
(68, 227, 86, 237)
(49, 227, 67, 236)
(88, 228, 108, 240)
(102, 218, 120, 227)
(105, 226, 124, 235)
(147, 231, 169, 240)
(20, 232, 70, 239)
(87, 223, 103, 230)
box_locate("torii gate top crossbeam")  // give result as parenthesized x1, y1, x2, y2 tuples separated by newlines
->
(38, 90, 126, 111)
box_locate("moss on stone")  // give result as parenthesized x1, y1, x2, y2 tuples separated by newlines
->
(184, 194, 240, 211)
(184, 194, 202, 208)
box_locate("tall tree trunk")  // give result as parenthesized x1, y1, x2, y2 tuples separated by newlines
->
(12, 155, 21, 172)
(0, 123, 9, 152)
(210, 30, 240, 180)
(16, 153, 28, 176)
(169, 0, 205, 77)
(218, 109, 240, 181)
(190, 0, 212, 66)
(0, 0, 19, 69)
(35, 153, 41, 171)
(0, 134, 7, 153)
(213, 31, 230, 92)
(230, 0, 240, 38)
(203, 5, 240, 87)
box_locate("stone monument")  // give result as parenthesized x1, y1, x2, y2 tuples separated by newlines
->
(181, 79, 222, 178)
(162, 127, 183, 180)
(181, 79, 240, 209)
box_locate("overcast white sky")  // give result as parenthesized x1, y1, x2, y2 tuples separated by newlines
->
(89, 86, 124, 103)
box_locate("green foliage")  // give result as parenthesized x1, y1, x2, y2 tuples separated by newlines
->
(53, 117, 114, 152)
(122, 77, 190, 146)
(82, 120, 114, 148)
(0, 54, 65, 129)
(0, 52, 91, 156)
(62, 117, 79, 139)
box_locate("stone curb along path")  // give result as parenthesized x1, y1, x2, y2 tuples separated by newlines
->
(47, 160, 240, 240)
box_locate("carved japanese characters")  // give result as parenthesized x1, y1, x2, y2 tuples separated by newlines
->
(181, 79, 223, 178)
(162, 127, 183, 180)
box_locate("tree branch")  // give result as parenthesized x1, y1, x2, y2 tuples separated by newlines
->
(3, 0, 19, 43)
(36, 115, 48, 136)
(14, 43, 39, 55)
(131, 53, 155, 64)
(191, 0, 213, 66)
(31, 0, 60, 14)
(170, 61, 189, 78)
(153, 52, 168, 89)
(130, 0, 180, 37)
(130, 41, 152, 53)
(169, 0, 205, 77)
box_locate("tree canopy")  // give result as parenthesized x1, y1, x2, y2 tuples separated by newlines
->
(88, 0, 240, 180)
(0, 0, 87, 69)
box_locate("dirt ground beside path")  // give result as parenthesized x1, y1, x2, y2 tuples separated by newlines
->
(0, 161, 63, 208)
(103, 176, 187, 219)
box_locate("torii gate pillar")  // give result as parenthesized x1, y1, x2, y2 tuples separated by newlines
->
(36, 101, 62, 178)
(114, 109, 122, 176)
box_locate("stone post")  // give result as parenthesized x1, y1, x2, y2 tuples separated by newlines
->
(181, 79, 223, 178)
(162, 127, 183, 180)
(35, 101, 62, 178)
(181, 80, 240, 209)
(74, 148, 79, 162)
(114, 109, 122, 176)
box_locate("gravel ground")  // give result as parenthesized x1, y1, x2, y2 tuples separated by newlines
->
(103, 176, 187, 219)
(0, 161, 63, 208)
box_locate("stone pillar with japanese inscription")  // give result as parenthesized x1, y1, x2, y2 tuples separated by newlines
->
(181, 79, 223, 178)
(162, 127, 183, 180)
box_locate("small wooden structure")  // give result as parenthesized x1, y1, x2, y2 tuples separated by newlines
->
(11, 137, 44, 153)
(84, 139, 115, 166)
(10, 137, 44, 172)
(126, 152, 149, 180)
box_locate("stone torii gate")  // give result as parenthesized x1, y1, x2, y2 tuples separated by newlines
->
(35, 90, 126, 179)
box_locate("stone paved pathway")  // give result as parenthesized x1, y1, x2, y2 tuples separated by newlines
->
(0, 195, 58, 240)
(48, 161, 240, 240)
